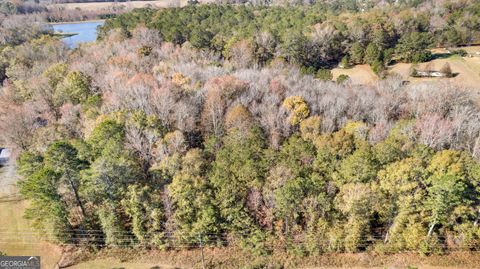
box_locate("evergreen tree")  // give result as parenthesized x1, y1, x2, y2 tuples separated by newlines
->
(210, 126, 268, 253)
(169, 149, 220, 243)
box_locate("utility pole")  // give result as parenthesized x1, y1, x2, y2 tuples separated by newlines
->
(198, 234, 206, 269)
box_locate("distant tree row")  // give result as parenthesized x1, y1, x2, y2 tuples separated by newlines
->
(0, 0, 144, 24)
(100, 1, 480, 72)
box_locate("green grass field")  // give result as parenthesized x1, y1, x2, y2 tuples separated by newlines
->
(69, 258, 176, 269)
(0, 200, 63, 268)
(0, 166, 62, 268)
(333, 45, 480, 88)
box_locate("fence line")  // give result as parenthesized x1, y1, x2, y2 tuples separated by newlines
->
(1, 229, 480, 252)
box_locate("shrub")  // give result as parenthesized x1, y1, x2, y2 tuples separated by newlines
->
(410, 67, 419, 77)
(382, 48, 395, 65)
(441, 28, 466, 47)
(411, 51, 432, 63)
(316, 68, 333, 81)
(371, 59, 385, 76)
(395, 32, 433, 63)
(172, 72, 191, 89)
(340, 55, 350, 69)
(440, 63, 453, 77)
(137, 45, 152, 57)
(349, 42, 365, 64)
(337, 74, 350, 84)
(451, 49, 467, 57)
(364, 43, 382, 64)
(301, 66, 317, 76)
(419, 235, 443, 256)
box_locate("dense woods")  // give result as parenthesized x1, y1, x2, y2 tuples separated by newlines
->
(0, 0, 141, 22)
(101, 1, 480, 74)
(2, 0, 480, 259)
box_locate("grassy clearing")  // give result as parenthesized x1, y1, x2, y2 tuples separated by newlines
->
(332, 64, 378, 85)
(69, 258, 176, 269)
(390, 55, 480, 88)
(66, 247, 480, 269)
(0, 200, 63, 268)
(331, 45, 480, 88)
(0, 165, 62, 268)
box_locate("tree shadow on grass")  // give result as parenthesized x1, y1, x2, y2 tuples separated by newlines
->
(431, 53, 452, 60)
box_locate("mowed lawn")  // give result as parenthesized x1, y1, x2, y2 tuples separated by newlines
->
(0, 200, 63, 268)
(0, 167, 62, 268)
(68, 252, 480, 269)
(390, 55, 480, 89)
(332, 64, 378, 85)
(332, 46, 480, 88)
(69, 258, 178, 269)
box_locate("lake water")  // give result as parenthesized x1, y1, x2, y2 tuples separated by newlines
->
(52, 21, 104, 48)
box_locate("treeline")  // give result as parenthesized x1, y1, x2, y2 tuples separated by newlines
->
(0, 14, 52, 49)
(0, 0, 136, 23)
(1, 22, 480, 256)
(51, 0, 157, 3)
(0, 0, 46, 15)
(100, 1, 480, 74)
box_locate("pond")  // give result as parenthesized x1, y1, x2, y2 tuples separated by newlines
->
(52, 21, 104, 49)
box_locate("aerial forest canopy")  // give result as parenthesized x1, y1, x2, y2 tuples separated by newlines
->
(100, 1, 480, 73)
(1, 0, 480, 258)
